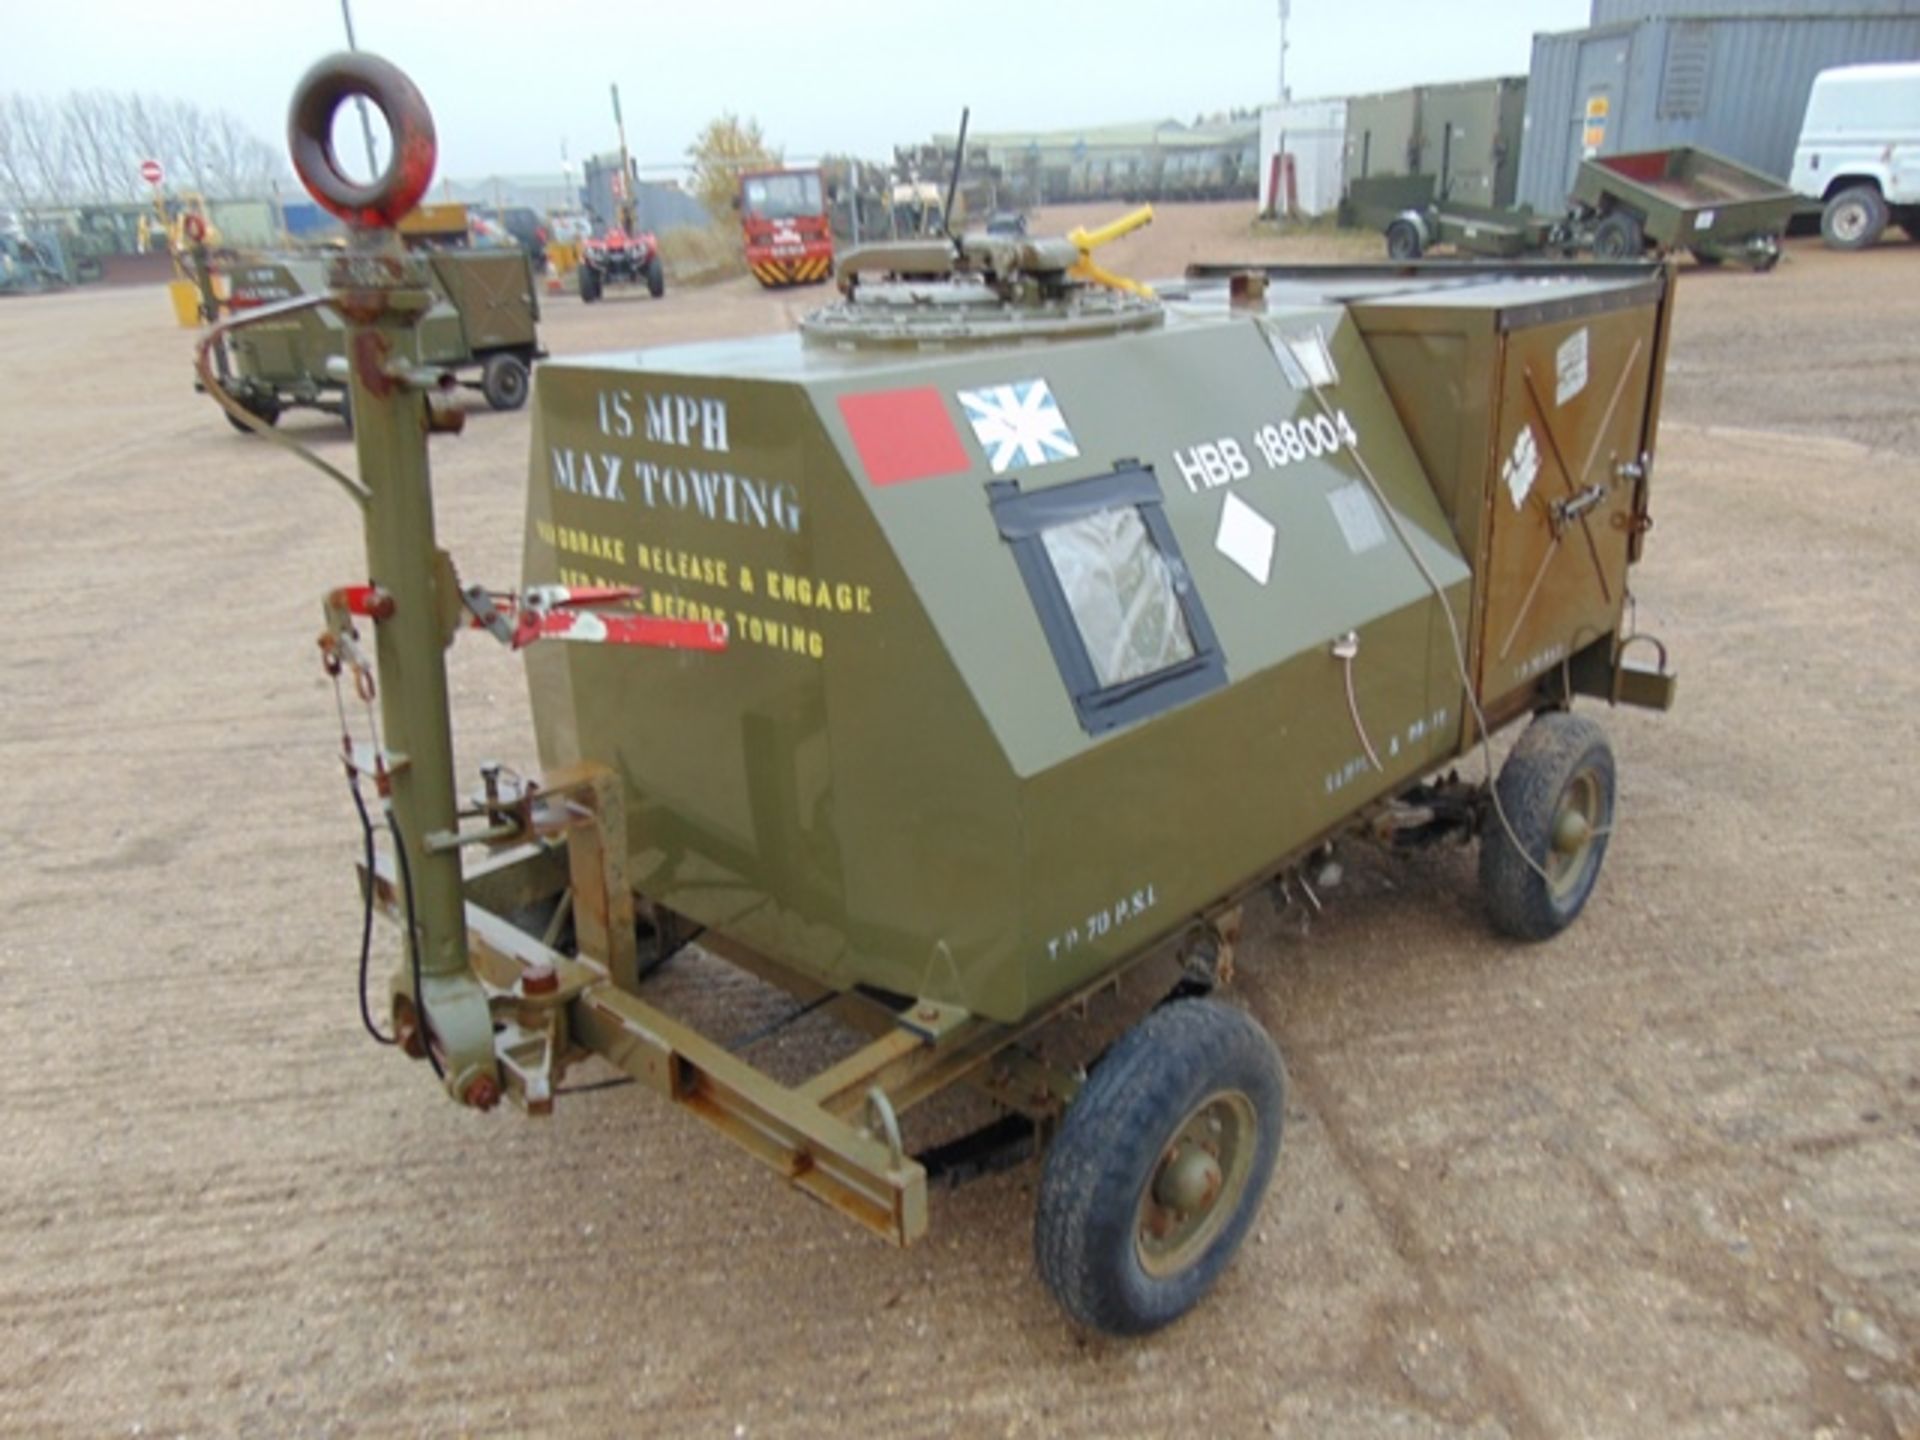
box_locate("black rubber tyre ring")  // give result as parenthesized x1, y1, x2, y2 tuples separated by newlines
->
(224, 398, 279, 434)
(1480, 711, 1616, 941)
(1822, 186, 1889, 251)
(645, 253, 665, 298)
(1035, 998, 1285, 1336)
(1593, 211, 1644, 259)
(481, 352, 530, 411)
(1386, 219, 1423, 260)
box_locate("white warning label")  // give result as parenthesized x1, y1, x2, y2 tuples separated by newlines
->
(1503, 426, 1542, 510)
(1556, 327, 1590, 407)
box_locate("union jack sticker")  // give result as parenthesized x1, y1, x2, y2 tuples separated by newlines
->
(957, 378, 1079, 474)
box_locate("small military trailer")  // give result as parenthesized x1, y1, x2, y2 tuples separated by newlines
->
(1383, 145, 1793, 271)
(252, 55, 1682, 1336)
(1383, 199, 1560, 260)
(1569, 147, 1796, 268)
(204, 247, 543, 431)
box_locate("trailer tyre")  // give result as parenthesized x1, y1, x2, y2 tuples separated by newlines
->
(578, 262, 602, 303)
(1386, 219, 1424, 260)
(1822, 186, 1888, 250)
(645, 253, 665, 298)
(1480, 711, 1615, 941)
(1035, 998, 1284, 1336)
(223, 397, 280, 434)
(481, 352, 530, 411)
(1593, 211, 1644, 259)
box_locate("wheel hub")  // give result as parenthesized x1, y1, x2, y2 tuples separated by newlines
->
(1547, 769, 1603, 897)
(1552, 807, 1592, 855)
(1135, 1090, 1256, 1277)
(1154, 1143, 1223, 1214)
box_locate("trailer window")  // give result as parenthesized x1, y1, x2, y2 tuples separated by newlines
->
(1041, 507, 1196, 687)
(991, 466, 1226, 735)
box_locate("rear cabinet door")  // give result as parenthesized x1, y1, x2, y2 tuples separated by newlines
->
(1477, 305, 1655, 705)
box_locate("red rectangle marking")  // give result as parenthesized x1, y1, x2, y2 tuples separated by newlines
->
(838, 387, 970, 487)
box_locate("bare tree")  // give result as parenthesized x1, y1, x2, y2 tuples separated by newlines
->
(5, 94, 73, 205)
(62, 91, 130, 202)
(0, 88, 290, 205)
(0, 98, 33, 210)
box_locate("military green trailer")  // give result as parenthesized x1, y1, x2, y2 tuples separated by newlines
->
(1383, 146, 1793, 271)
(241, 54, 1683, 1337)
(204, 247, 543, 431)
(1569, 147, 1797, 268)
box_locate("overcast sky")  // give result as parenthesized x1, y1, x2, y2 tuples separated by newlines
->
(2, 1, 1593, 181)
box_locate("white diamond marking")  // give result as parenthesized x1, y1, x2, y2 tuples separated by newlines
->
(1215, 491, 1276, 586)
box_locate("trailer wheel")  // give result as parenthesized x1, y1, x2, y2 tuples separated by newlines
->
(1821, 186, 1888, 251)
(1592, 212, 1643, 259)
(223, 397, 279, 434)
(1385, 219, 1424, 260)
(481, 352, 530, 411)
(1480, 711, 1615, 941)
(578, 263, 602, 303)
(645, 253, 665, 298)
(1034, 997, 1284, 1336)
(1688, 247, 1724, 267)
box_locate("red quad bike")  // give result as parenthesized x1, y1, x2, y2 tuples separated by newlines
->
(577, 228, 664, 302)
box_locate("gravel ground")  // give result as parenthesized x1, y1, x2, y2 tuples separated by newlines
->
(1, 207, 1916, 1439)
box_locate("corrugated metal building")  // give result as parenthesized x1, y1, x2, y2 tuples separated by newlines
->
(1518, 0, 1920, 210)
(1257, 98, 1348, 215)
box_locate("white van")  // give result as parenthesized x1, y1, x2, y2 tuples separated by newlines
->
(1791, 62, 1920, 250)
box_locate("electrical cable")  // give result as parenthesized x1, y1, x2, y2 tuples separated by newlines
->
(327, 652, 397, 1048)
(1333, 634, 1384, 773)
(192, 295, 371, 510)
(1308, 383, 1560, 887)
(347, 772, 396, 1047)
(385, 807, 446, 1081)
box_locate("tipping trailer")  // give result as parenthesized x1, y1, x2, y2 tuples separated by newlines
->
(1384, 145, 1794, 271)
(1569, 148, 1796, 268)
(241, 54, 1682, 1337)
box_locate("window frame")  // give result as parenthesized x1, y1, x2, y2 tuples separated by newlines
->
(990, 464, 1227, 735)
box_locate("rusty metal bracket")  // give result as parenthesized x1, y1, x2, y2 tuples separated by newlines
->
(534, 765, 641, 993)
(573, 983, 929, 1245)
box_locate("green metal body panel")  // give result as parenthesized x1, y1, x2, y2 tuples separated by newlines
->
(1345, 90, 1422, 182)
(520, 264, 1671, 1026)
(1419, 77, 1528, 210)
(225, 250, 539, 396)
(1426, 206, 1557, 257)
(1346, 174, 1438, 232)
(1571, 147, 1798, 249)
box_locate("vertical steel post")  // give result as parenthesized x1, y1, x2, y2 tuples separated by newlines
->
(290, 52, 500, 1108)
(331, 233, 499, 1109)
